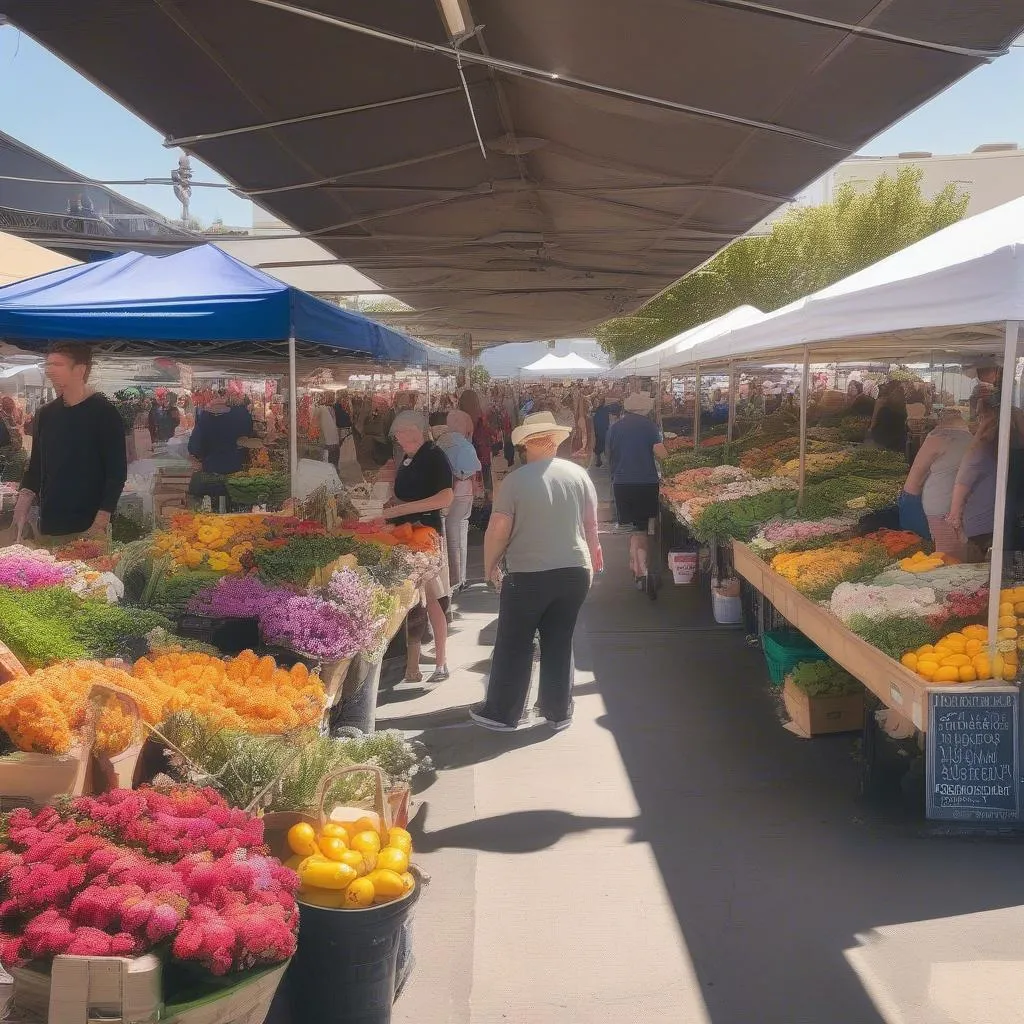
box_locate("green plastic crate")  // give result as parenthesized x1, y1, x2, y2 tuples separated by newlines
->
(762, 629, 828, 687)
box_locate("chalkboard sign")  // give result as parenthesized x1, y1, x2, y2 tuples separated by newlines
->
(927, 689, 1020, 823)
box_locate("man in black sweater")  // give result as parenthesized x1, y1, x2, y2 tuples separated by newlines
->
(14, 343, 127, 538)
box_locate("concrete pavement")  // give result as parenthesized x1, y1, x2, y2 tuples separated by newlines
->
(383, 494, 1024, 1024)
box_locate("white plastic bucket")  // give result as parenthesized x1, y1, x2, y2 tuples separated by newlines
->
(668, 550, 697, 584)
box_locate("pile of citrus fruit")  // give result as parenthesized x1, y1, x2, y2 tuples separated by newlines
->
(897, 550, 959, 573)
(285, 816, 416, 909)
(901, 621, 1018, 683)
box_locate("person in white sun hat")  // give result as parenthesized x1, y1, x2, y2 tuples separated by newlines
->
(470, 412, 604, 732)
(606, 392, 667, 589)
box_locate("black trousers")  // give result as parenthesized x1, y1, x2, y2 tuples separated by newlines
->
(482, 567, 590, 726)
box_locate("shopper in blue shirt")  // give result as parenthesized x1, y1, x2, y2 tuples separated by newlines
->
(607, 392, 668, 587)
(591, 395, 621, 468)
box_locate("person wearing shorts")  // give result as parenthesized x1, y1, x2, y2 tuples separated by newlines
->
(607, 393, 667, 586)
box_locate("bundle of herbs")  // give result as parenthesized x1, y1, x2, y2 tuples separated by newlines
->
(788, 659, 863, 698)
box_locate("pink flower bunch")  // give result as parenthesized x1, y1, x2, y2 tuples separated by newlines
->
(0, 553, 73, 590)
(73, 787, 266, 859)
(754, 516, 857, 549)
(0, 789, 297, 974)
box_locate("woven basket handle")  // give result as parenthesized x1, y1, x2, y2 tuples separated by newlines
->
(315, 764, 390, 834)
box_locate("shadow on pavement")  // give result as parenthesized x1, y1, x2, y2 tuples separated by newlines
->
(584, 533, 1024, 1024)
(410, 803, 640, 854)
(414, 720, 553, 772)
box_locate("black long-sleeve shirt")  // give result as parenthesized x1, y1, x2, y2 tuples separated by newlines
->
(21, 393, 128, 536)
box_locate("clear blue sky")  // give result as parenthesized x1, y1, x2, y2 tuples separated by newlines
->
(1, 26, 1023, 226)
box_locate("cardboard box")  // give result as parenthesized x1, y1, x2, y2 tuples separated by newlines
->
(783, 678, 865, 736)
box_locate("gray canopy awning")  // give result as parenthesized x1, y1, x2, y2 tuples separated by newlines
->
(4, 1, 1023, 345)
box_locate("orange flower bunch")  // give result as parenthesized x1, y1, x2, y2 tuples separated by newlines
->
(0, 662, 148, 756)
(772, 547, 867, 598)
(132, 650, 326, 734)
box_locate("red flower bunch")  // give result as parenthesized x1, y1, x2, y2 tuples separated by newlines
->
(0, 788, 297, 975)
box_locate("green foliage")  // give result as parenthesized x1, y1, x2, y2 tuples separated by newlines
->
(469, 364, 491, 388)
(159, 714, 431, 813)
(598, 168, 969, 359)
(689, 490, 797, 542)
(846, 613, 941, 660)
(0, 586, 171, 667)
(788, 659, 862, 697)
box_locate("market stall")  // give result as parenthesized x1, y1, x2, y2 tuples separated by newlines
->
(627, 197, 1024, 824)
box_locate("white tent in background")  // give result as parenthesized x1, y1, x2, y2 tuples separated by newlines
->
(0, 231, 78, 286)
(521, 352, 604, 377)
(614, 305, 764, 376)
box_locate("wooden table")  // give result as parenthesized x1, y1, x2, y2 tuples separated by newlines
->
(732, 541, 1015, 733)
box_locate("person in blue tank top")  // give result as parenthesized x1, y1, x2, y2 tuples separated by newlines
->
(607, 392, 667, 588)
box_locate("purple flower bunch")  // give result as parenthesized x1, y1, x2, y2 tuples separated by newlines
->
(327, 568, 387, 641)
(260, 594, 366, 660)
(0, 554, 73, 590)
(190, 574, 378, 660)
(187, 576, 289, 619)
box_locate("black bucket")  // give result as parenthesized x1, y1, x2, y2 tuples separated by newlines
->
(284, 885, 421, 1024)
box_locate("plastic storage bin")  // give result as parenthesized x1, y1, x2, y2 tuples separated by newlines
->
(761, 629, 828, 686)
(711, 590, 743, 625)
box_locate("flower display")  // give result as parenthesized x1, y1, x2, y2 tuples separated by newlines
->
(0, 552, 73, 590)
(0, 662, 155, 756)
(260, 595, 366, 661)
(132, 650, 326, 733)
(830, 582, 944, 625)
(0, 788, 298, 975)
(771, 531, 903, 599)
(750, 516, 857, 554)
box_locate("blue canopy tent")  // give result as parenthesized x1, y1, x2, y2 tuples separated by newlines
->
(0, 244, 459, 491)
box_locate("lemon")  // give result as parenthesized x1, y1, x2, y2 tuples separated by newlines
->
(339, 850, 366, 875)
(351, 830, 382, 856)
(376, 847, 410, 874)
(343, 878, 375, 908)
(366, 869, 406, 903)
(287, 822, 319, 857)
(934, 666, 960, 683)
(959, 666, 978, 682)
(388, 827, 413, 855)
(900, 653, 918, 669)
(320, 823, 349, 841)
(318, 837, 348, 862)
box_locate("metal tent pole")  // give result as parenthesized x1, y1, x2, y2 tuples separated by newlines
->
(987, 321, 1019, 660)
(692, 364, 701, 449)
(727, 361, 736, 443)
(288, 334, 299, 498)
(798, 347, 810, 509)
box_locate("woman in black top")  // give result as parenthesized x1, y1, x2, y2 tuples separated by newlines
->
(382, 410, 454, 684)
(869, 382, 908, 454)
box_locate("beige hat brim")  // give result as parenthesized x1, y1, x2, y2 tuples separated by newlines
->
(511, 422, 572, 446)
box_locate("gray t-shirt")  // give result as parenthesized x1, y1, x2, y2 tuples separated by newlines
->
(920, 426, 973, 517)
(494, 458, 596, 573)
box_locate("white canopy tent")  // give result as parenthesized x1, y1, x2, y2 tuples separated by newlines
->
(656, 195, 1024, 658)
(614, 305, 764, 376)
(521, 352, 604, 377)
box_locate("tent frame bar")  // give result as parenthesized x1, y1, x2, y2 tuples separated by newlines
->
(239, 0, 847, 152)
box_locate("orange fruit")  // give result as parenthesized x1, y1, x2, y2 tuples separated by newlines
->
(933, 666, 960, 683)
(900, 653, 918, 669)
(958, 666, 978, 682)
(318, 837, 348, 862)
(343, 878, 375, 908)
(941, 654, 970, 668)
(287, 822, 319, 857)
(376, 847, 410, 874)
(965, 639, 982, 657)
(917, 665, 936, 681)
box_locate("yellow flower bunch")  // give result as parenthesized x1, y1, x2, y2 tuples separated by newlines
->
(772, 547, 866, 596)
(132, 650, 325, 734)
(151, 513, 269, 572)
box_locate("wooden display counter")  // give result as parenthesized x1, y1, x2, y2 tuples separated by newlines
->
(732, 541, 1016, 734)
